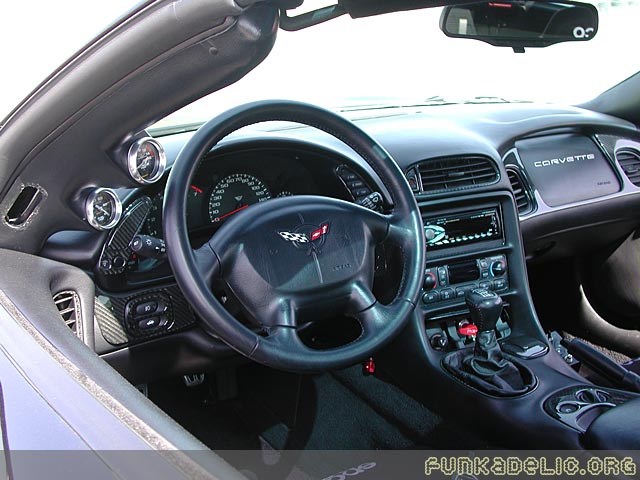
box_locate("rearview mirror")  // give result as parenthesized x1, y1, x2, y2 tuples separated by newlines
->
(440, 1, 598, 52)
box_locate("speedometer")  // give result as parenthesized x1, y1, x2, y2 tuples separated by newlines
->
(208, 173, 271, 223)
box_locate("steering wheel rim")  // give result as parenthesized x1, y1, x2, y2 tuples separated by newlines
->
(164, 100, 424, 372)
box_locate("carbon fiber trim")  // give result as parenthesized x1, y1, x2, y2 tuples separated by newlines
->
(95, 285, 196, 346)
(95, 296, 128, 345)
(98, 196, 152, 275)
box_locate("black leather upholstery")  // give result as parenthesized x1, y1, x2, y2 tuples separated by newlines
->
(584, 397, 640, 449)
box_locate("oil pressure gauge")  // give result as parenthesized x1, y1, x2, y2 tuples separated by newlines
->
(85, 188, 122, 230)
(127, 137, 166, 184)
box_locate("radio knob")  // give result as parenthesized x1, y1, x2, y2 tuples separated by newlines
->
(423, 272, 437, 290)
(424, 228, 436, 241)
(490, 260, 506, 276)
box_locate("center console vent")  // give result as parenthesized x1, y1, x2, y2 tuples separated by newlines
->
(411, 155, 499, 194)
(506, 166, 535, 215)
(615, 149, 640, 187)
(53, 290, 82, 339)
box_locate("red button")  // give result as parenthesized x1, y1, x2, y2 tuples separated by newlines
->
(364, 357, 376, 374)
(458, 324, 478, 337)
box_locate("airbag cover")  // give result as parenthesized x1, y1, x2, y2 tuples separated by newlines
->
(516, 134, 619, 207)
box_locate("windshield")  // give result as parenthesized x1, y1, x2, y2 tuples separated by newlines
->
(1, 1, 638, 128)
(151, 1, 639, 130)
(0, 0, 138, 119)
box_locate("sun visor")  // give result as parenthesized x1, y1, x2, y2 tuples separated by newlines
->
(516, 134, 620, 207)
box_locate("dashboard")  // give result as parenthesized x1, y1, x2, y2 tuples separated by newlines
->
(34, 102, 640, 359)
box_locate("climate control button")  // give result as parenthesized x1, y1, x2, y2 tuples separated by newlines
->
(423, 271, 437, 290)
(491, 259, 506, 276)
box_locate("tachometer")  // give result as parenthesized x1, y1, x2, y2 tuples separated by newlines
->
(127, 137, 166, 184)
(208, 173, 271, 223)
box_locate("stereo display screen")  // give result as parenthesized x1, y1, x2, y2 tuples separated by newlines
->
(423, 208, 502, 251)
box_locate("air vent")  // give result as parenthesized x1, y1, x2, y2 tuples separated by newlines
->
(506, 167, 534, 215)
(53, 291, 82, 339)
(5, 185, 44, 226)
(416, 156, 499, 193)
(616, 149, 640, 187)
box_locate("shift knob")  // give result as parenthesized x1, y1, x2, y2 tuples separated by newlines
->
(465, 288, 503, 332)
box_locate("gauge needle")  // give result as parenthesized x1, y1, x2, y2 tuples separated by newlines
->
(96, 205, 109, 215)
(216, 204, 248, 221)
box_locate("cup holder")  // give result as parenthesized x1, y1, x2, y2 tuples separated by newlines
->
(546, 387, 617, 432)
(575, 388, 610, 404)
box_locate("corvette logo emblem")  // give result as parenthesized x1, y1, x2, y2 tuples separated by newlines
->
(278, 223, 329, 252)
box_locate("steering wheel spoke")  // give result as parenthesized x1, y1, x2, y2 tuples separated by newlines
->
(192, 242, 222, 287)
(386, 211, 418, 247)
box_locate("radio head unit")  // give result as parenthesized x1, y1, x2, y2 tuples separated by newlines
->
(423, 208, 502, 250)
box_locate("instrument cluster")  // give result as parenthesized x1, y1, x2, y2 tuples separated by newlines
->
(140, 148, 329, 241)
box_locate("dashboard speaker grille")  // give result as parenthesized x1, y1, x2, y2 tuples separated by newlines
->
(506, 167, 534, 215)
(416, 155, 499, 193)
(53, 290, 82, 339)
(616, 149, 640, 187)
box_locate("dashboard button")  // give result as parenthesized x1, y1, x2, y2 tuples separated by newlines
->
(136, 301, 158, 316)
(112, 256, 126, 269)
(138, 317, 160, 330)
(440, 288, 454, 301)
(353, 188, 370, 198)
(456, 284, 478, 298)
(422, 291, 440, 304)
(437, 267, 448, 285)
(493, 278, 507, 291)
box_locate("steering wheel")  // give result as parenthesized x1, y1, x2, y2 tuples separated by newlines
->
(164, 100, 424, 372)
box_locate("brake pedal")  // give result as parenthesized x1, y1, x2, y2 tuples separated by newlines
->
(183, 373, 205, 387)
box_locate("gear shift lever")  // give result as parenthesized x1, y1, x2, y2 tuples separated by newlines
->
(442, 288, 537, 397)
(465, 289, 510, 376)
(466, 288, 502, 332)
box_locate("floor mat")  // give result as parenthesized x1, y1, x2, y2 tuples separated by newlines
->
(147, 365, 493, 478)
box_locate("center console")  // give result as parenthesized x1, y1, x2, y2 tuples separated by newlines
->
(415, 196, 548, 362)
(380, 187, 639, 449)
